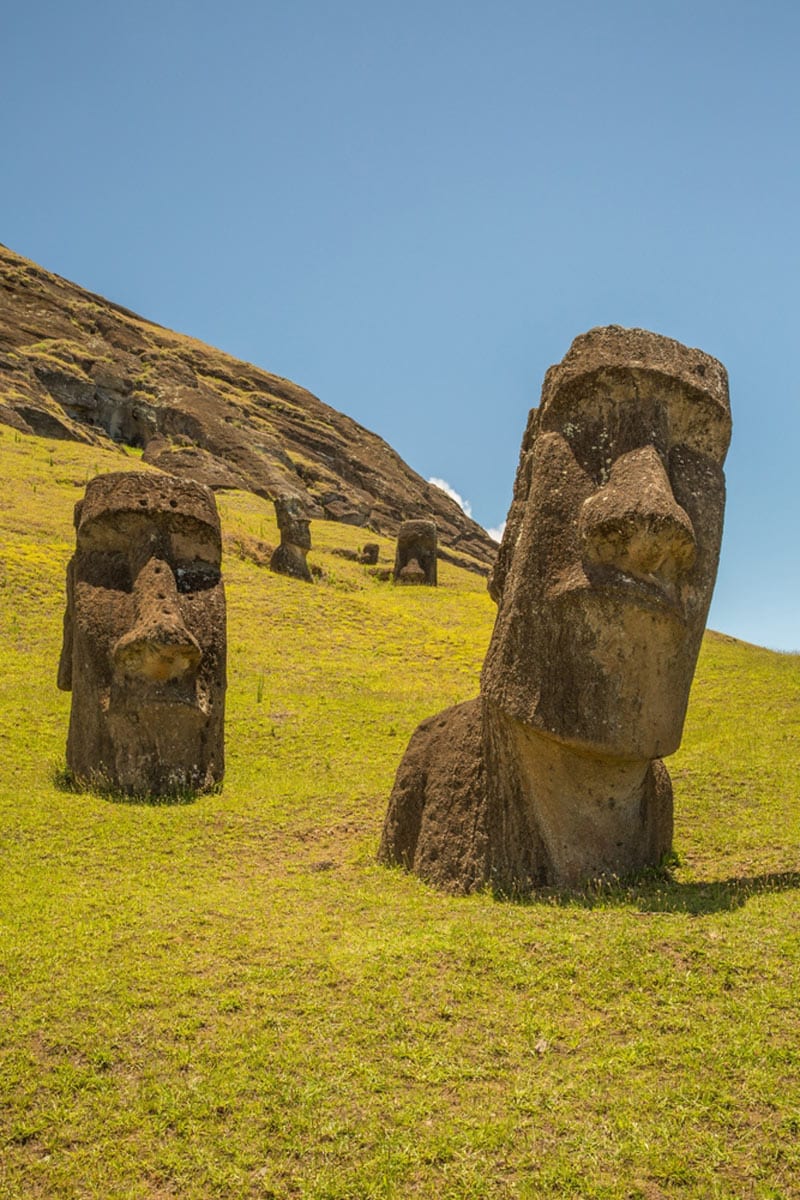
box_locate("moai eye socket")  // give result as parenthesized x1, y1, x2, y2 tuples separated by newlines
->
(77, 551, 133, 592)
(174, 562, 221, 593)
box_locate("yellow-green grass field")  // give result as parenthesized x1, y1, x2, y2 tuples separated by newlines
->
(1, 425, 799, 1199)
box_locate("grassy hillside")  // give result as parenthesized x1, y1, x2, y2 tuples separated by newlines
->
(1, 426, 799, 1200)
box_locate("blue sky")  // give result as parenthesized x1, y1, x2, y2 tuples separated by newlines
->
(3, 0, 799, 649)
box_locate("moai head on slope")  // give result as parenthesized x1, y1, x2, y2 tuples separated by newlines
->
(483, 326, 731, 760)
(58, 472, 226, 795)
(394, 519, 438, 586)
(270, 494, 312, 582)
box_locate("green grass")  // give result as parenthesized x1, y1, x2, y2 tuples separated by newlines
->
(1, 425, 799, 1199)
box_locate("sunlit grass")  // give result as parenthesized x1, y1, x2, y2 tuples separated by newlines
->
(1, 425, 799, 1199)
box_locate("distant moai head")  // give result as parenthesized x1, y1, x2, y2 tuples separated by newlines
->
(57, 471, 226, 795)
(482, 326, 731, 760)
(394, 519, 438, 586)
(275, 494, 311, 550)
(359, 543, 380, 566)
(270, 494, 312, 581)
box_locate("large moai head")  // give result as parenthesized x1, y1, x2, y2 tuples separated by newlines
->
(270, 494, 312, 582)
(394, 519, 438, 586)
(57, 471, 226, 795)
(482, 326, 731, 760)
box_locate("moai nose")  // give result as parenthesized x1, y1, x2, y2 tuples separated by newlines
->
(112, 558, 202, 682)
(579, 446, 696, 581)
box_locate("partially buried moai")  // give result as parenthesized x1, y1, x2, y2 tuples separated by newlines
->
(58, 471, 226, 795)
(393, 519, 437, 586)
(270, 495, 312, 582)
(379, 327, 731, 892)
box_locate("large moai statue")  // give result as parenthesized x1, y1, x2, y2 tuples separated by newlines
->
(270, 495, 312, 582)
(57, 471, 227, 795)
(380, 327, 731, 892)
(394, 519, 438, 586)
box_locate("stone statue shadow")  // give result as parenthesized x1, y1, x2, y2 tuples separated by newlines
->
(52, 763, 208, 807)
(498, 868, 800, 915)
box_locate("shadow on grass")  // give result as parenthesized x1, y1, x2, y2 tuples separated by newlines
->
(52, 763, 212, 807)
(499, 869, 800, 915)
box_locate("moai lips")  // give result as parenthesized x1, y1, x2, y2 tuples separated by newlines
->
(58, 471, 226, 796)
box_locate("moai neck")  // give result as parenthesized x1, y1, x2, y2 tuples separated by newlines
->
(489, 705, 669, 886)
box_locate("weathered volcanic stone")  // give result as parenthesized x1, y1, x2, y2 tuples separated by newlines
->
(379, 326, 731, 892)
(269, 494, 312, 582)
(359, 543, 380, 565)
(394, 519, 437, 586)
(57, 471, 226, 795)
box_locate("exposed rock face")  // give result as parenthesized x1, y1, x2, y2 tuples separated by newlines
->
(380, 326, 731, 893)
(394, 519, 438, 586)
(57, 471, 226, 795)
(270, 495, 312, 582)
(0, 244, 494, 571)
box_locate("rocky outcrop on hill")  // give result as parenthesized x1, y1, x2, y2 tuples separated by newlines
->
(0, 244, 495, 569)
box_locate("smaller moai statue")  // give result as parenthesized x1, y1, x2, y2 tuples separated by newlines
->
(359, 543, 380, 565)
(270, 495, 312, 582)
(393, 519, 437, 586)
(57, 471, 227, 796)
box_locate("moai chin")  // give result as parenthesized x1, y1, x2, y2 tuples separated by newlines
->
(379, 327, 731, 892)
(57, 471, 226, 796)
(394, 519, 437, 586)
(270, 495, 312, 582)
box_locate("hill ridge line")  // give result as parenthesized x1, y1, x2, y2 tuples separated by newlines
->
(0, 244, 495, 571)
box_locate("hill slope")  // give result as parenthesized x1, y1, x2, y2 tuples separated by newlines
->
(0, 243, 495, 569)
(1, 431, 799, 1198)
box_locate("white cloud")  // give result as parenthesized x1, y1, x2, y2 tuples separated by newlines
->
(428, 477, 473, 518)
(428, 478, 507, 543)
